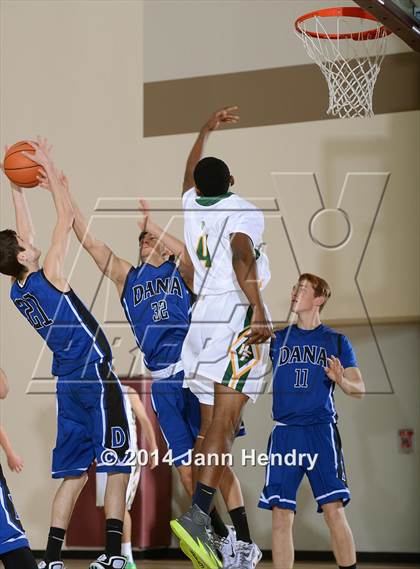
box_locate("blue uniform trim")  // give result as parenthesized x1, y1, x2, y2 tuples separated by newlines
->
(270, 325, 358, 426)
(64, 291, 112, 363)
(120, 261, 191, 372)
(120, 265, 135, 304)
(52, 362, 131, 478)
(11, 269, 112, 376)
(150, 373, 200, 467)
(0, 468, 29, 555)
(258, 423, 350, 514)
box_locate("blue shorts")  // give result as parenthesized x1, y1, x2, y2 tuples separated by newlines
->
(259, 423, 350, 513)
(151, 372, 200, 467)
(0, 468, 29, 555)
(53, 361, 131, 478)
(151, 372, 246, 467)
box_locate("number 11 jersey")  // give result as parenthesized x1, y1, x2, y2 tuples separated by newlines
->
(271, 324, 358, 426)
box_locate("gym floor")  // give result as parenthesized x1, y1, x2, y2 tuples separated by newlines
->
(63, 562, 419, 569)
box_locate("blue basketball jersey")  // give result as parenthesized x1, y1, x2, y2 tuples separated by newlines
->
(10, 269, 112, 376)
(121, 261, 191, 372)
(271, 324, 357, 425)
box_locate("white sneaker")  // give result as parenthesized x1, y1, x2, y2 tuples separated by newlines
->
(89, 554, 127, 569)
(37, 562, 65, 569)
(216, 525, 237, 568)
(230, 540, 262, 568)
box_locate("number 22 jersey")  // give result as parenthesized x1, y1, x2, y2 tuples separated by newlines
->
(271, 324, 358, 425)
(120, 260, 191, 372)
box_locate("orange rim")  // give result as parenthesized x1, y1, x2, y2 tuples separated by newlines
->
(295, 6, 392, 41)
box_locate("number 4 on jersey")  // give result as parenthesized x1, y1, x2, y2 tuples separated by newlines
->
(196, 234, 212, 268)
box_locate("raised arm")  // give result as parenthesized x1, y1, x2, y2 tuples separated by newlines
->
(182, 106, 239, 194)
(1, 146, 35, 244)
(67, 188, 132, 295)
(231, 233, 273, 345)
(23, 139, 73, 292)
(127, 387, 159, 469)
(138, 200, 194, 289)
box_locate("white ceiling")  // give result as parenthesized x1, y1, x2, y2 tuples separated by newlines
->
(144, 0, 410, 82)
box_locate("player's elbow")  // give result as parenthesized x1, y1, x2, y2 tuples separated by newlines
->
(0, 370, 9, 400)
(231, 248, 254, 267)
(0, 384, 9, 400)
(357, 380, 366, 398)
(352, 379, 366, 399)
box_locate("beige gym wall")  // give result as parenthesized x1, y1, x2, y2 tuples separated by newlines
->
(0, 0, 419, 554)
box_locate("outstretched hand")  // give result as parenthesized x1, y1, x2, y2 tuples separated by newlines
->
(7, 452, 24, 474)
(324, 356, 344, 385)
(138, 199, 150, 234)
(201, 106, 240, 134)
(245, 305, 275, 346)
(21, 136, 53, 172)
(37, 168, 68, 193)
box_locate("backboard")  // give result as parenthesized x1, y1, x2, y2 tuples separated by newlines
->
(354, 0, 420, 51)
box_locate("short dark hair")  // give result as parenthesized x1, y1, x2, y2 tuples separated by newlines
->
(0, 229, 26, 279)
(193, 157, 231, 197)
(299, 273, 331, 312)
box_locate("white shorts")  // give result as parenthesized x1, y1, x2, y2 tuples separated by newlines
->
(96, 459, 141, 511)
(181, 290, 271, 405)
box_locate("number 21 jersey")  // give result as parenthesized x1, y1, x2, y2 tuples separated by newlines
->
(10, 269, 112, 376)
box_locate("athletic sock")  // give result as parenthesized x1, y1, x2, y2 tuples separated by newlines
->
(229, 506, 252, 544)
(210, 508, 229, 538)
(339, 565, 357, 569)
(45, 527, 66, 562)
(192, 482, 216, 515)
(105, 518, 124, 558)
(121, 541, 134, 563)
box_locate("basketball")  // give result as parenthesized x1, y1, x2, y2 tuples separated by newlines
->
(3, 141, 42, 188)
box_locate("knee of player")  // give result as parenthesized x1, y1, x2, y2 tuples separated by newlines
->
(322, 502, 346, 526)
(178, 466, 193, 493)
(272, 506, 294, 531)
(213, 414, 239, 437)
(65, 472, 88, 489)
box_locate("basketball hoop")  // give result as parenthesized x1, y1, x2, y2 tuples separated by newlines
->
(295, 7, 392, 118)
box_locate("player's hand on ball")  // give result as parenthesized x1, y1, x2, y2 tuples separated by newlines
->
(7, 452, 24, 474)
(37, 168, 68, 192)
(22, 136, 53, 172)
(246, 305, 274, 345)
(325, 356, 344, 385)
(201, 106, 240, 133)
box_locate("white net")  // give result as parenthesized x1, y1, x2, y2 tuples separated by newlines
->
(296, 14, 389, 118)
